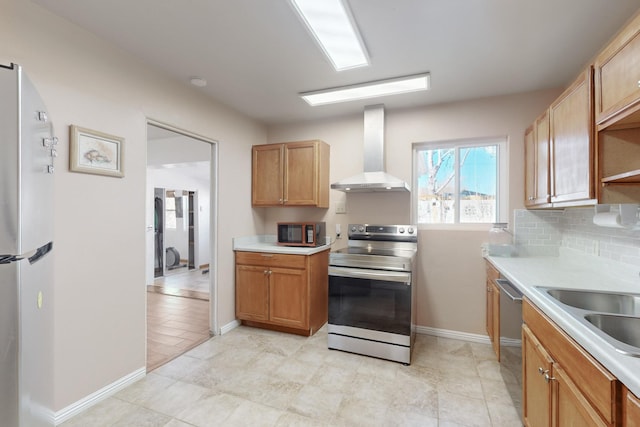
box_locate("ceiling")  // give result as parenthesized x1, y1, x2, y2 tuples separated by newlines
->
(34, 0, 640, 125)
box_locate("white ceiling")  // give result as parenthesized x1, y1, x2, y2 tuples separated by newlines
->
(34, 0, 640, 125)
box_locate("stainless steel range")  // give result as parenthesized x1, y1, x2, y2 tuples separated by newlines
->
(328, 224, 418, 364)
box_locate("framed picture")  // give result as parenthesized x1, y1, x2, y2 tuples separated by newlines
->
(69, 125, 124, 177)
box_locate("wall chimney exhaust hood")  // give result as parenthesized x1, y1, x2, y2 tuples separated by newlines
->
(331, 105, 410, 192)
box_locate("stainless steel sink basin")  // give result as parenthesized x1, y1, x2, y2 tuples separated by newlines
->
(543, 288, 640, 316)
(584, 314, 640, 355)
(536, 286, 640, 356)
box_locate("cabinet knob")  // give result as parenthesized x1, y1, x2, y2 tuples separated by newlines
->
(637, 80, 640, 88)
(263, 270, 268, 275)
(544, 373, 555, 383)
(538, 367, 545, 375)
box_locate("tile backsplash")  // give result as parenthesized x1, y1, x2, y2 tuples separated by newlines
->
(513, 208, 640, 266)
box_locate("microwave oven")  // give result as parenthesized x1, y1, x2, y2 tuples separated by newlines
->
(277, 222, 326, 247)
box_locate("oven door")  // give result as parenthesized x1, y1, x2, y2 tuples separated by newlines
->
(328, 266, 412, 344)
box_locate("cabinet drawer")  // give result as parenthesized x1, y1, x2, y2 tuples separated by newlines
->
(235, 251, 306, 269)
(485, 261, 500, 282)
(523, 299, 618, 424)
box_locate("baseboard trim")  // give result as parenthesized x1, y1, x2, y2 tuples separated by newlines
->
(220, 319, 240, 335)
(415, 326, 521, 347)
(54, 367, 146, 425)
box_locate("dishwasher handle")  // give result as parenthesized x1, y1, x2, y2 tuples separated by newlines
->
(496, 279, 523, 303)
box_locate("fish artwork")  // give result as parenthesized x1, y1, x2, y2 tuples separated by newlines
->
(83, 149, 111, 164)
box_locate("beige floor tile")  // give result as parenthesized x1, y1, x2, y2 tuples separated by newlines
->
(110, 405, 172, 427)
(63, 326, 522, 427)
(335, 396, 389, 427)
(275, 411, 330, 426)
(175, 392, 244, 427)
(142, 380, 212, 417)
(438, 390, 492, 427)
(60, 397, 138, 427)
(115, 373, 176, 404)
(224, 399, 284, 426)
(288, 383, 344, 421)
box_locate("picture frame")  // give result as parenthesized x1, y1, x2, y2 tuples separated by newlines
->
(69, 125, 124, 178)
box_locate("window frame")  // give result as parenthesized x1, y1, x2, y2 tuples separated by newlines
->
(412, 136, 509, 229)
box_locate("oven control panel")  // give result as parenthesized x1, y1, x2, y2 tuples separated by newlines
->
(348, 224, 417, 242)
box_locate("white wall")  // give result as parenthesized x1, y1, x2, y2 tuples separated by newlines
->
(267, 89, 561, 335)
(1, 0, 265, 412)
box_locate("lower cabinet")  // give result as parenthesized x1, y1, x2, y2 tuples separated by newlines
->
(485, 261, 501, 360)
(624, 388, 640, 427)
(522, 325, 553, 427)
(522, 299, 618, 426)
(235, 249, 328, 336)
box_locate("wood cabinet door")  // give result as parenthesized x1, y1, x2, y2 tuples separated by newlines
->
(594, 13, 640, 125)
(553, 365, 608, 427)
(523, 325, 553, 427)
(624, 388, 640, 427)
(268, 267, 307, 329)
(490, 280, 500, 361)
(486, 278, 494, 341)
(550, 68, 594, 204)
(283, 141, 318, 206)
(252, 144, 284, 206)
(534, 111, 551, 205)
(524, 125, 536, 206)
(235, 264, 269, 321)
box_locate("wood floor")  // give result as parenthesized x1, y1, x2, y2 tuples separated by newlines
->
(146, 292, 211, 372)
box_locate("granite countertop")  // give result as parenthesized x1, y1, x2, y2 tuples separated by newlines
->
(487, 248, 640, 397)
(233, 235, 333, 255)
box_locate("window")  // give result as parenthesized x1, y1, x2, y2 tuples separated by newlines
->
(413, 137, 507, 225)
(165, 190, 185, 230)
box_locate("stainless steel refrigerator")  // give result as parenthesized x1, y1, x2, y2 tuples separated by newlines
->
(0, 63, 56, 427)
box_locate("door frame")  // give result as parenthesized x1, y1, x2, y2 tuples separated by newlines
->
(146, 118, 219, 335)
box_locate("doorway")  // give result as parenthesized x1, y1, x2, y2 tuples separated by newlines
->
(145, 121, 218, 371)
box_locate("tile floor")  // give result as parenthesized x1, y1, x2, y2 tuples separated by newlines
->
(63, 325, 523, 426)
(147, 292, 211, 372)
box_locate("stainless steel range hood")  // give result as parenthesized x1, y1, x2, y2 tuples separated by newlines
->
(331, 105, 410, 192)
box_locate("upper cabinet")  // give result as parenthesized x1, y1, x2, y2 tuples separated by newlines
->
(549, 68, 595, 205)
(524, 112, 551, 207)
(594, 12, 640, 129)
(252, 140, 330, 208)
(593, 13, 640, 203)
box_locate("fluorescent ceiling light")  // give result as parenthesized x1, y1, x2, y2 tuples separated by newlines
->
(300, 73, 431, 106)
(290, 0, 369, 71)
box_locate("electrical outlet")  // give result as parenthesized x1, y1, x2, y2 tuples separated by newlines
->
(335, 201, 346, 214)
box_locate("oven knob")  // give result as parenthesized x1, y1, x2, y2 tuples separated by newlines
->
(351, 225, 357, 232)
(408, 227, 415, 234)
(399, 227, 405, 233)
(358, 225, 365, 232)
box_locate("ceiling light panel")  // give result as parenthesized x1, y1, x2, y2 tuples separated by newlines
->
(290, 0, 369, 71)
(300, 73, 430, 106)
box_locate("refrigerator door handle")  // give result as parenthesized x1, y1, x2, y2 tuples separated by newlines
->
(0, 241, 53, 265)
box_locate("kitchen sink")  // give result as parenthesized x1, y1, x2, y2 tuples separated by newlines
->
(584, 314, 640, 352)
(543, 288, 640, 316)
(536, 287, 640, 357)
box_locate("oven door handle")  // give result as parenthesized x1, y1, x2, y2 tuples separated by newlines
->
(329, 266, 411, 283)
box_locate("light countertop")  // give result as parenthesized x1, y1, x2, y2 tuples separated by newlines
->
(233, 235, 332, 255)
(487, 248, 640, 397)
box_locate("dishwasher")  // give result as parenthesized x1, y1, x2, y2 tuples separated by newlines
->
(495, 278, 523, 421)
